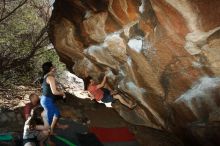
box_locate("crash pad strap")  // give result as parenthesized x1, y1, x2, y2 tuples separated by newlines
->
(46, 135, 77, 146)
(55, 135, 76, 146)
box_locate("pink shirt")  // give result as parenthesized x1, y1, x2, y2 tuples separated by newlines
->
(23, 103, 39, 120)
(88, 84, 104, 101)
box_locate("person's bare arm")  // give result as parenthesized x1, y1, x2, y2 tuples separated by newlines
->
(47, 76, 64, 96)
(24, 114, 30, 120)
(24, 105, 31, 120)
(88, 91, 95, 100)
(96, 75, 107, 89)
(35, 111, 49, 131)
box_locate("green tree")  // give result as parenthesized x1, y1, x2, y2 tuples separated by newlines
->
(0, 0, 64, 88)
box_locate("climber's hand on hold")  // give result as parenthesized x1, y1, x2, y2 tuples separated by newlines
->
(88, 91, 95, 100)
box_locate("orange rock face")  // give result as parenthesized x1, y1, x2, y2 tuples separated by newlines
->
(49, 0, 220, 144)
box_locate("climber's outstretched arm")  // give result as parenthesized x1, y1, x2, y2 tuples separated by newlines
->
(96, 75, 107, 89)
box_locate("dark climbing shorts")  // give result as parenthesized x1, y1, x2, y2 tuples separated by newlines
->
(23, 138, 39, 146)
(101, 88, 114, 103)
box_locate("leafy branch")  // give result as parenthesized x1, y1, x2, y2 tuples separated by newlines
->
(0, 0, 28, 23)
(2, 24, 49, 72)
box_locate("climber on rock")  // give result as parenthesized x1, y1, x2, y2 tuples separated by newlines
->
(40, 61, 68, 135)
(84, 75, 136, 109)
(24, 93, 40, 120)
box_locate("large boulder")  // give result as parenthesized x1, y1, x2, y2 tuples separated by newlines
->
(49, 0, 220, 144)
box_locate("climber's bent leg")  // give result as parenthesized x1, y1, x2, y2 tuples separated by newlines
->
(113, 94, 136, 109)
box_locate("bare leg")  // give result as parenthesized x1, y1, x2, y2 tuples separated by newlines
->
(50, 116, 59, 135)
(113, 94, 136, 108)
(38, 130, 49, 146)
(56, 122, 69, 129)
(50, 116, 68, 135)
(110, 90, 118, 95)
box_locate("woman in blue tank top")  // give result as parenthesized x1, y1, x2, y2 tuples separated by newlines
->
(41, 61, 67, 134)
